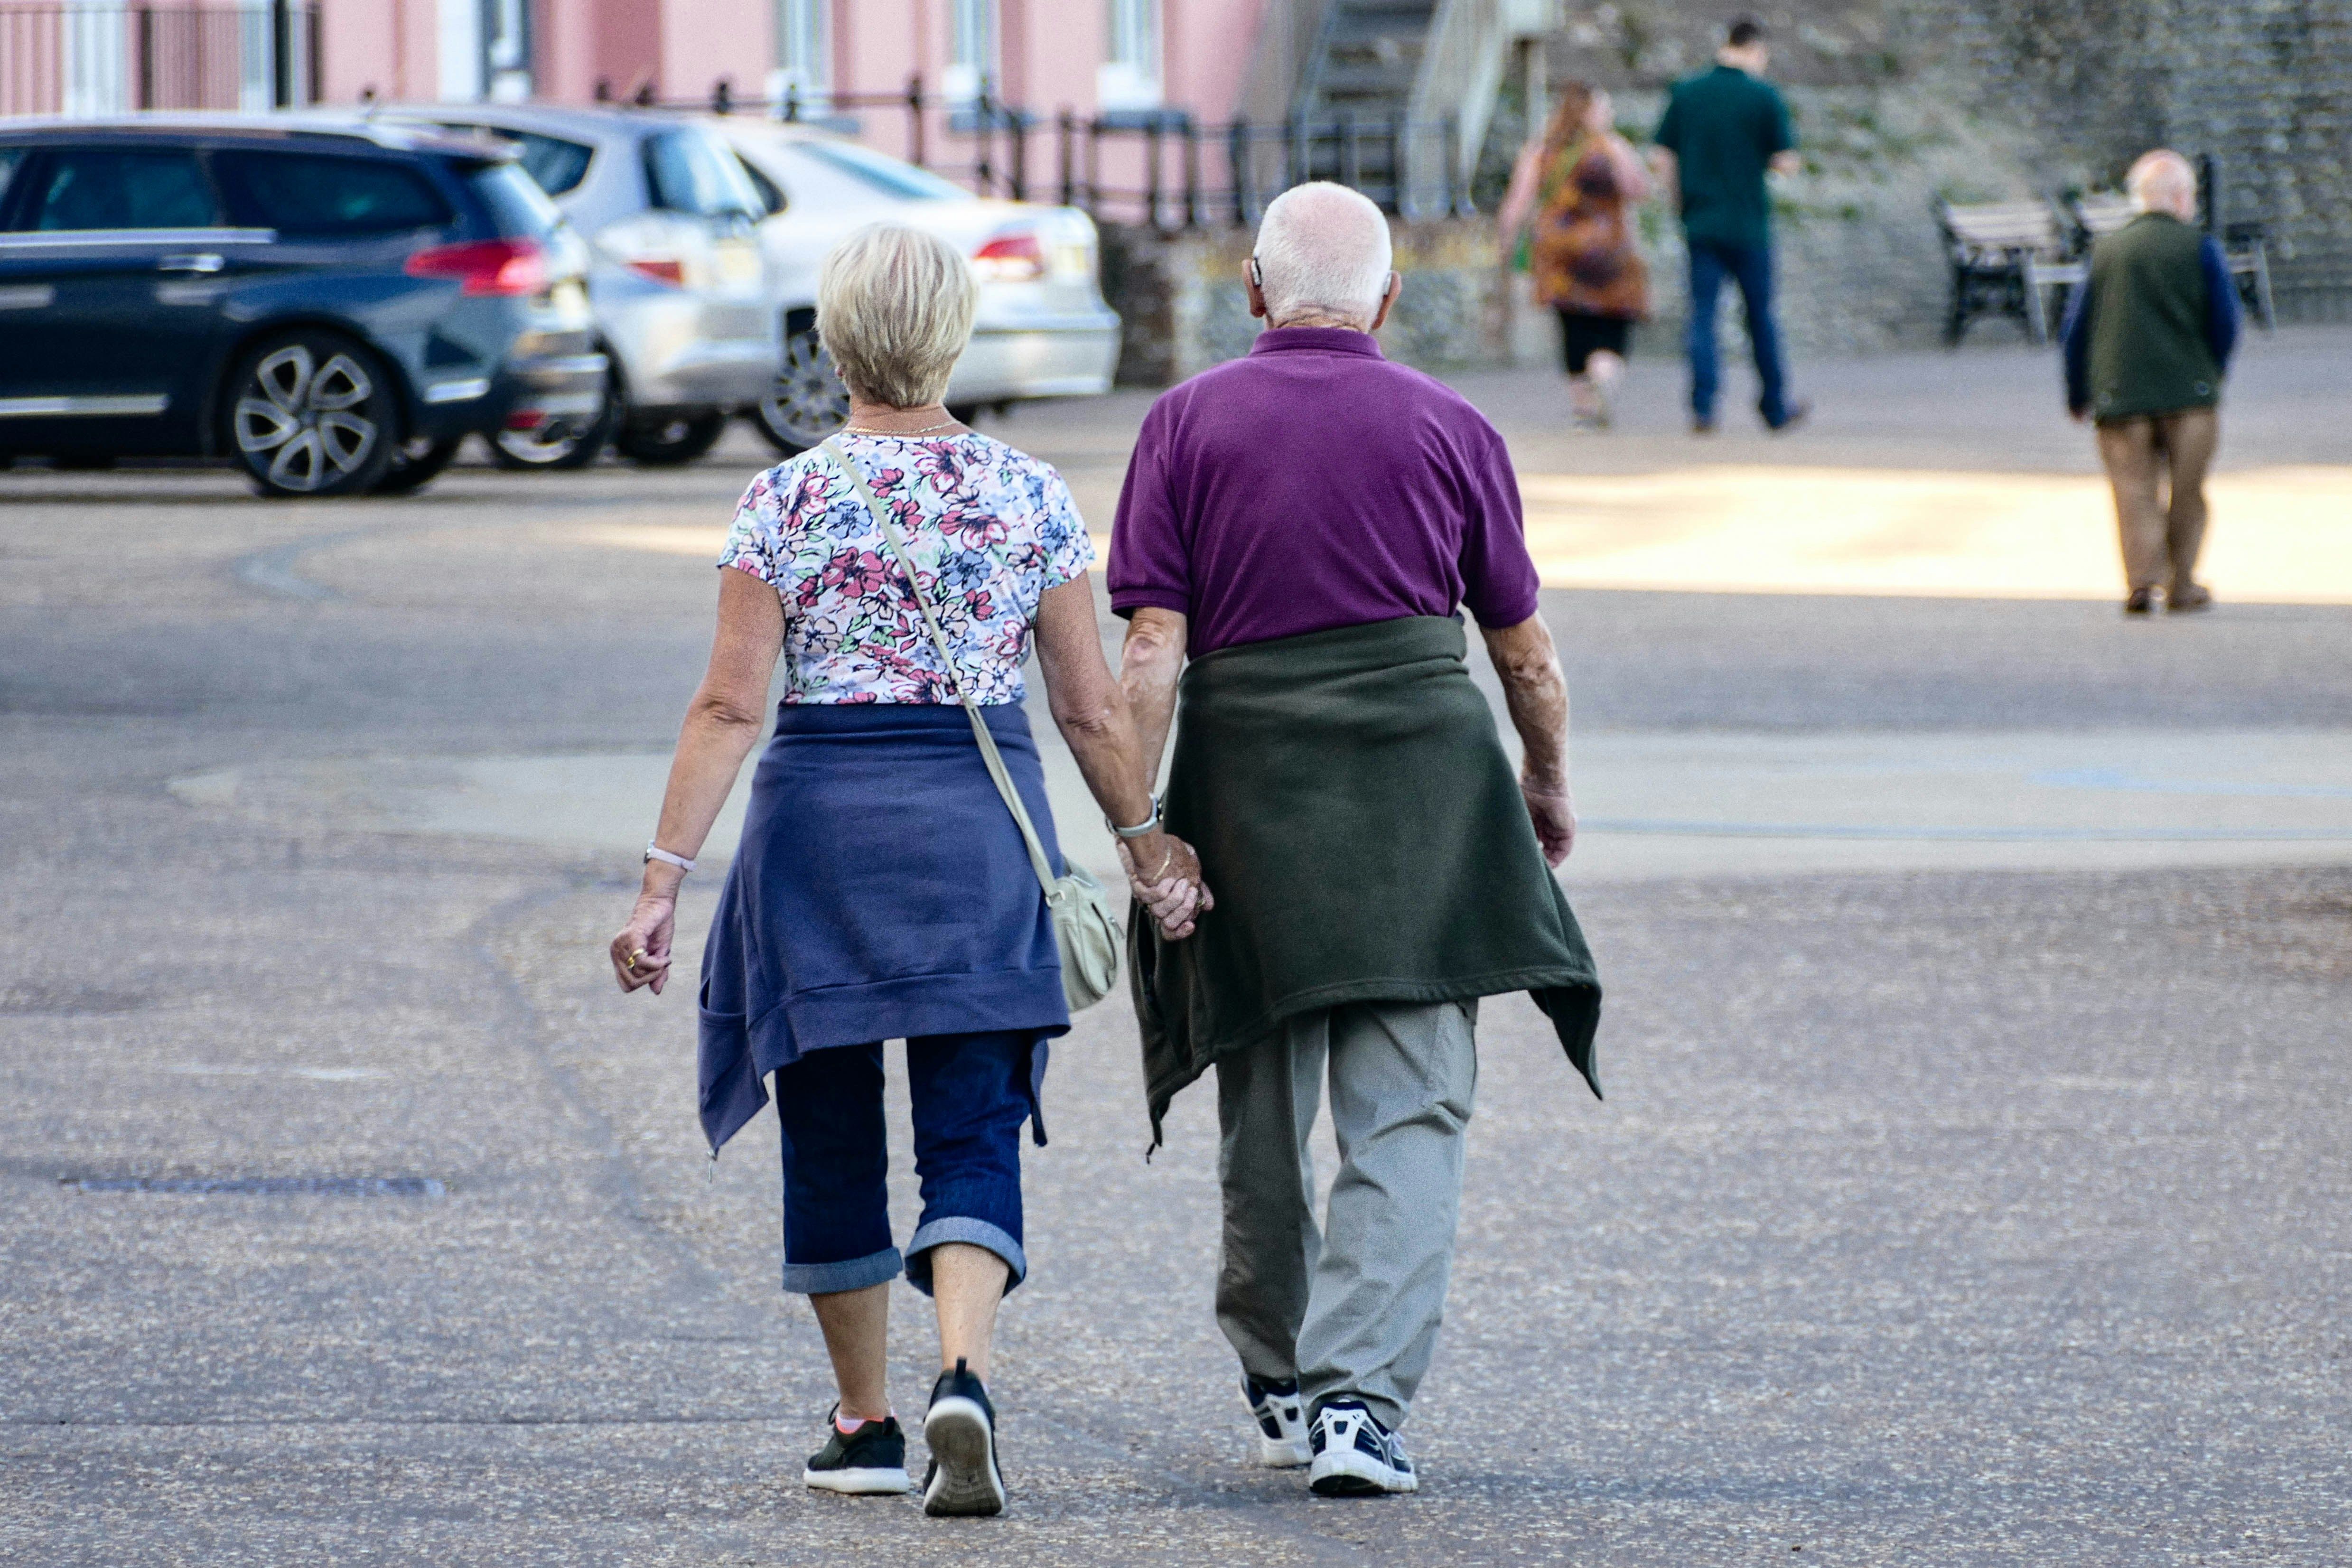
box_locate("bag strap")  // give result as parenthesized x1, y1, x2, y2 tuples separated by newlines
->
(819, 438, 1063, 902)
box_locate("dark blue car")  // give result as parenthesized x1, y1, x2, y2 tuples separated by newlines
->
(0, 116, 606, 496)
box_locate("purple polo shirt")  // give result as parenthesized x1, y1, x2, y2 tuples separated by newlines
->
(1107, 327, 1541, 653)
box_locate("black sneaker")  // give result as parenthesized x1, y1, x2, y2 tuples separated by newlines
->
(1243, 1373, 1310, 1468)
(802, 1406, 910, 1495)
(922, 1358, 1007, 1516)
(1307, 1400, 1417, 1496)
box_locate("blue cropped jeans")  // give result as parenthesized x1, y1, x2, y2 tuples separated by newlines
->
(773, 1029, 1045, 1297)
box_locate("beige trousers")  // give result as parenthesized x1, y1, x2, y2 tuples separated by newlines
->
(2095, 407, 2220, 594)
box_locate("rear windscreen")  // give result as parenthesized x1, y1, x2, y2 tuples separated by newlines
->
(218, 151, 453, 236)
(468, 161, 561, 237)
(497, 130, 594, 196)
(642, 129, 763, 218)
(791, 139, 962, 202)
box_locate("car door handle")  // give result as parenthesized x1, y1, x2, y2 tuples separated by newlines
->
(158, 253, 225, 274)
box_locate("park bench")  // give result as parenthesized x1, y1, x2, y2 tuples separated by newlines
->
(2041, 186, 2277, 334)
(1935, 198, 2072, 345)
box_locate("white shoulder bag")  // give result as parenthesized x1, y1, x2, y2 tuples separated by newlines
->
(819, 438, 1123, 1012)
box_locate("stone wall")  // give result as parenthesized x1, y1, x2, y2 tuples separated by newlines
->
(1100, 219, 1515, 386)
(1893, 0, 2352, 318)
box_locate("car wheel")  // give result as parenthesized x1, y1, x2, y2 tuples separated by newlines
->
(614, 410, 728, 467)
(754, 322, 850, 456)
(492, 373, 617, 471)
(228, 330, 398, 498)
(372, 435, 463, 496)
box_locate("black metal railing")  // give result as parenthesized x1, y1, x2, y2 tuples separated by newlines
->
(0, 0, 320, 117)
(620, 75, 1481, 229)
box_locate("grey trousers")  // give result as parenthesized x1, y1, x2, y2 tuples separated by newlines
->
(1213, 998, 1478, 1432)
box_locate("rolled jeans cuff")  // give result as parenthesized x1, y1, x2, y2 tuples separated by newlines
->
(904, 1218, 1027, 1297)
(780, 1245, 903, 1297)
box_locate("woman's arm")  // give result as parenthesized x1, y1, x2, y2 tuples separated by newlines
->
(1495, 142, 1543, 250)
(609, 568, 785, 992)
(1602, 133, 1653, 202)
(1032, 579, 1208, 938)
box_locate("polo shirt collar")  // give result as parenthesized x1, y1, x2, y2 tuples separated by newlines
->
(1249, 326, 1386, 359)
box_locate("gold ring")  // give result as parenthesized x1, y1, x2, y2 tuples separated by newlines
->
(625, 950, 644, 970)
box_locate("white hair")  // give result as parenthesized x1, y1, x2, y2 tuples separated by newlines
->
(2126, 149, 2197, 216)
(1253, 182, 1393, 327)
(817, 223, 978, 408)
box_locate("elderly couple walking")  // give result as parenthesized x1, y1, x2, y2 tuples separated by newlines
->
(608, 183, 1601, 1514)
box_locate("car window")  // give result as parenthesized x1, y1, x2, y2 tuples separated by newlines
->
(492, 130, 594, 197)
(468, 161, 562, 237)
(216, 151, 452, 236)
(21, 147, 221, 231)
(642, 129, 762, 218)
(790, 139, 963, 202)
(0, 146, 25, 203)
(735, 155, 786, 217)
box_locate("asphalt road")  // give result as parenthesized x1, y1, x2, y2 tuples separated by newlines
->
(3, 336, 2348, 1565)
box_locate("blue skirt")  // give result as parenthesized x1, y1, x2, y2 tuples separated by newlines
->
(698, 702, 1071, 1153)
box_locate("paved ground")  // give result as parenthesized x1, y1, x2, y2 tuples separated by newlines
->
(3, 333, 2349, 1565)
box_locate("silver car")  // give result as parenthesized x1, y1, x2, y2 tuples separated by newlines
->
(376, 103, 776, 467)
(713, 121, 1121, 456)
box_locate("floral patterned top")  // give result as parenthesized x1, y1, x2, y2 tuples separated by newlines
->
(720, 432, 1094, 705)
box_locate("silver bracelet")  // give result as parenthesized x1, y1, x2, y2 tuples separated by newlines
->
(644, 843, 697, 873)
(1109, 795, 1162, 840)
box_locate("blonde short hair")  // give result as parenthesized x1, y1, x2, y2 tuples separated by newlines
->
(817, 224, 978, 408)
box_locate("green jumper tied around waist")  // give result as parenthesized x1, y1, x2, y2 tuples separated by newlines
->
(1129, 615, 1603, 1142)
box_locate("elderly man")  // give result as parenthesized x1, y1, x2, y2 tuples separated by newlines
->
(2061, 149, 2242, 615)
(1109, 182, 1603, 1498)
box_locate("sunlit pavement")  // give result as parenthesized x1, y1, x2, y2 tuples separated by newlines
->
(3, 330, 2349, 1564)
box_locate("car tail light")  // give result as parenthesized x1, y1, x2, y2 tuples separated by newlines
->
(971, 230, 1046, 283)
(622, 257, 688, 286)
(404, 238, 549, 297)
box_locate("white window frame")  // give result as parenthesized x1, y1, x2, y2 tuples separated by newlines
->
(943, 0, 996, 107)
(1099, 0, 1161, 112)
(768, 0, 830, 114)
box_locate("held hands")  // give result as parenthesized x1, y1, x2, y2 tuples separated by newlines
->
(1521, 774, 1578, 868)
(1118, 830, 1213, 940)
(609, 888, 678, 994)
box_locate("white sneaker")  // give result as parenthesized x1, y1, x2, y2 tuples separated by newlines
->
(1308, 1401, 1417, 1496)
(1242, 1374, 1310, 1467)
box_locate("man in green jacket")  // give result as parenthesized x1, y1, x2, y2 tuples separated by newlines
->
(2061, 149, 2243, 615)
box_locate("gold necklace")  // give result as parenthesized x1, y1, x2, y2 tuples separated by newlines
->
(841, 417, 960, 436)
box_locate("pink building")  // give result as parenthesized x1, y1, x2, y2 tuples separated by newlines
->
(312, 1, 1269, 138)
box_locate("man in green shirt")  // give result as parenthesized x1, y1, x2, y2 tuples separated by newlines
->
(1651, 17, 1806, 433)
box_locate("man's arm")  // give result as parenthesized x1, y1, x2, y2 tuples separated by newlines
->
(1482, 613, 1576, 866)
(1769, 150, 1801, 177)
(1119, 607, 1187, 789)
(2060, 274, 2095, 418)
(2200, 235, 2242, 370)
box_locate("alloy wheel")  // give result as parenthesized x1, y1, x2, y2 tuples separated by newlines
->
(234, 345, 381, 494)
(757, 327, 851, 454)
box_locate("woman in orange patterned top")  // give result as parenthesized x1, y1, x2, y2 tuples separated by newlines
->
(1499, 83, 1653, 429)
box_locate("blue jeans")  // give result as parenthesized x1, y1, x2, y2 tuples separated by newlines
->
(1686, 238, 1790, 426)
(774, 1030, 1044, 1297)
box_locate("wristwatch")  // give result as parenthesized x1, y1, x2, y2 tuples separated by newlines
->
(1108, 795, 1162, 840)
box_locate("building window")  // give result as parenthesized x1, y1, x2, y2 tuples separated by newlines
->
(943, 0, 996, 106)
(770, 0, 830, 113)
(483, 0, 533, 102)
(1100, 0, 1160, 112)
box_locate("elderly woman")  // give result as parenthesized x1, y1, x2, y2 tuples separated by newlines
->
(608, 224, 1206, 1518)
